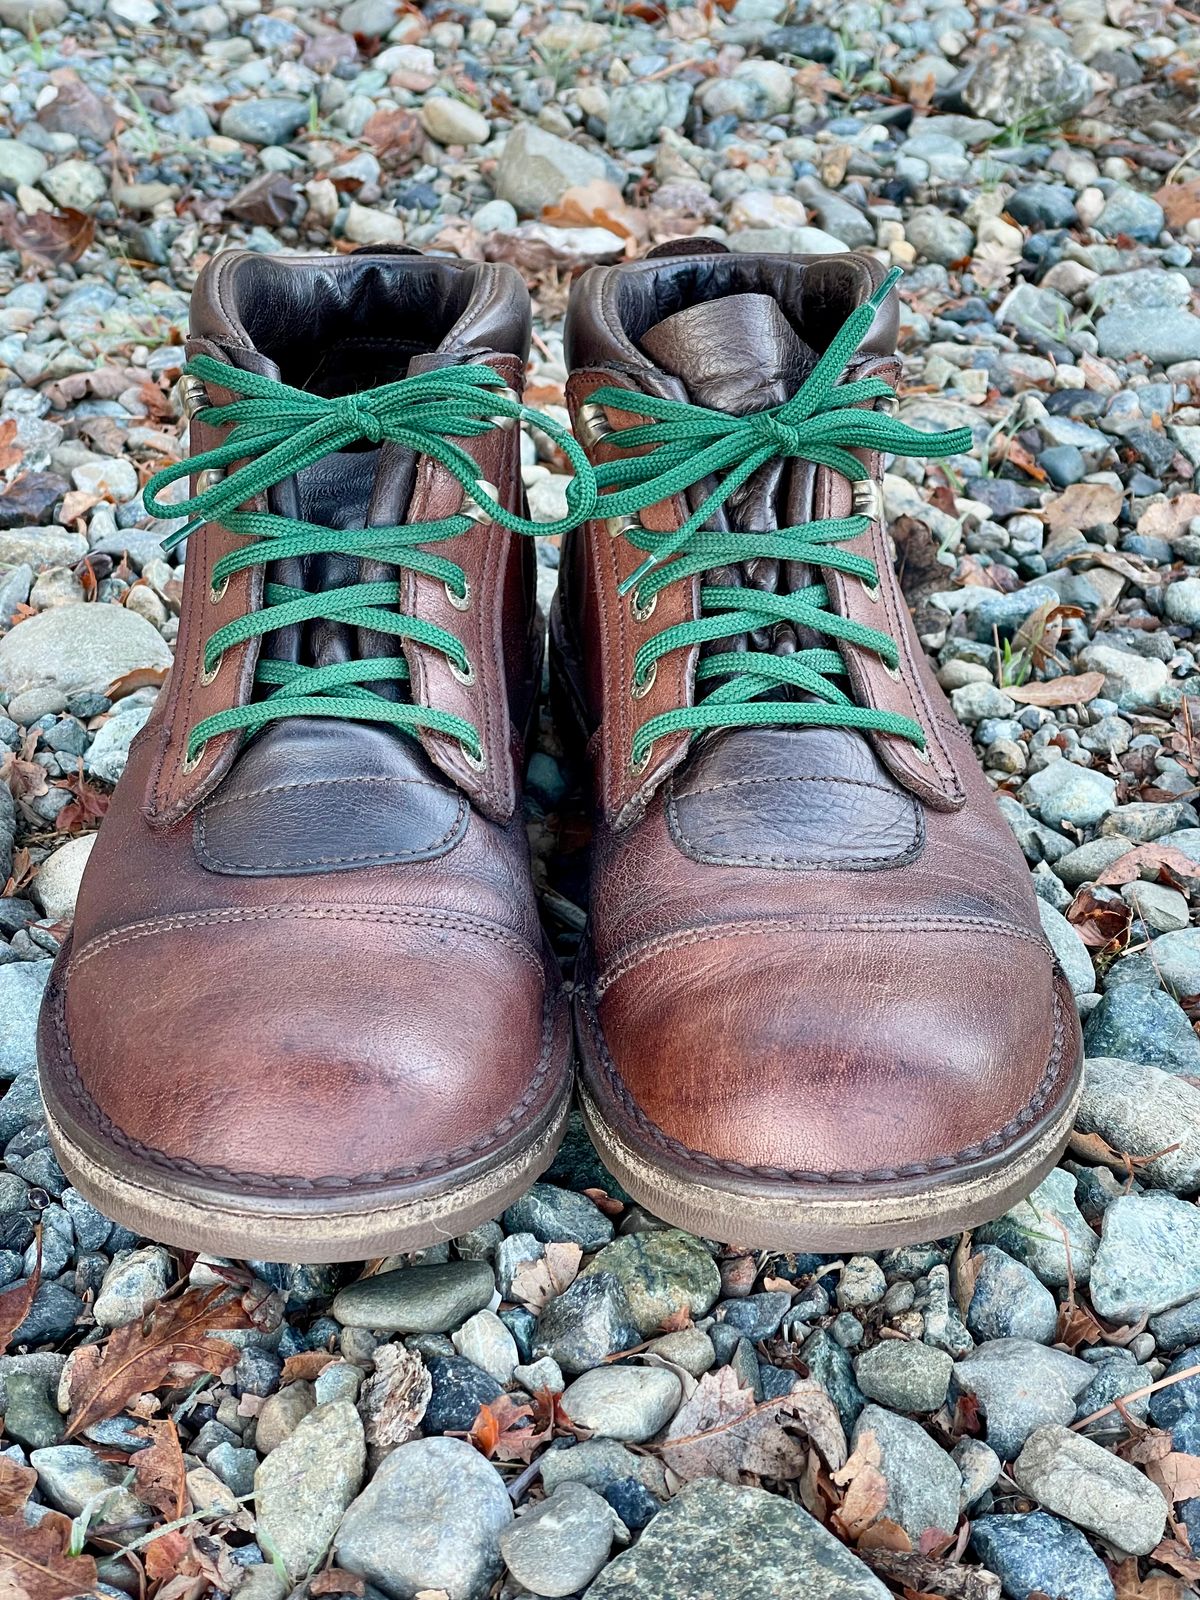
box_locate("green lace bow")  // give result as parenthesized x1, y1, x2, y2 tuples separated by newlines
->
(143, 358, 597, 769)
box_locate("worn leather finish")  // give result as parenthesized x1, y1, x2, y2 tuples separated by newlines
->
(558, 249, 1083, 1222)
(40, 251, 569, 1217)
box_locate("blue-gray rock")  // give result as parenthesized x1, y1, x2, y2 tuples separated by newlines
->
(974, 1168, 1097, 1288)
(1151, 1302, 1200, 1355)
(331, 1261, 494, 1334)
(219, 98, 309, 146)
(0, 960, 51, 1078)
(501, 1482, 616, 1597)
(850, 1405, 960, 1541)
(1149, 1346, 1200, 1429)
(1019, 758, 1117, 829)
(1013, 1424, 1166, 1557)
(560, 1366, 681, 1443)
(424, 1355, 503, 1434)
(254, 1400, 365, 1582)
(335, 1437, 512, 1600)
(1076, 1056, 1200, 1195)
(972, 1511, 1115, 1600)
(1037, 900, 1095, 998)
(1095, 186, 1164, 243)
(1090, 1193, 1200, 1322)
(966, 1246, 1059, 1344)
(605, 81, 691, 149)
(853, 1341, 952, 1413)
(716, 1292, 792, 1341)
(801, 1329, 865, 1435)
(1097, 309, 1200, 366)
(952, 1340, 1093, 1461)
(503, 1184, 613, 1250)
(533, 1272, 641, 1373)
(1007, 185, 1077, 229)
(583, 1477, 889, 1600)
(1084, 983, 1200, 1075)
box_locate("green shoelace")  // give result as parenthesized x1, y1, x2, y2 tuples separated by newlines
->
(585, 267, 974, 770)
(143, 357, 597, 769)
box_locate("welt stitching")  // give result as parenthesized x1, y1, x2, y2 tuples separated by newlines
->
(53, 966, 562, 1190)
(594, 914, 1053, 999)
(580, 975, 1070, 1185)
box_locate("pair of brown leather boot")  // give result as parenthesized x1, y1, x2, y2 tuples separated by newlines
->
(37, 245, 1082, 1263)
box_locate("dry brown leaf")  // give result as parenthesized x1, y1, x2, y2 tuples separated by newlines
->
(543, 180, 649, 242)
(658, 1367, 845, 1485)
(132, 1418, 188, 1521)
(1114, 1556, 1191, 1600)
(0, 1508, 100, 1599)
(0, 204, 94, 267)
(1143, 1447, 1200, 1504)
(1066, 886, 1133, 952)
(65, 1286, 255, 1437)
(467, 1389, 556, 1464)
(310, 1574, 368, 1597)
(508, 1242, 582, 1313)
(1007, 672, 1106, 708)
(1042, 481, 1124, 533)
(106, 664, 170, 701)
(951, 1234, 981, 1319)
(1145, 1542, 1200, 1588)
(858, 1517, 914, 1553)
(54, 767, 109, 834)
(831, 1429, 890, 1540)
(279, 1349, 338, 1383)
(1156, 180, 1200, 230)
(1137, 494, 1200, 541)
(361, 107, 423, 163)
(0, 419, 21, 475)
(1096, 844, 1200, 887)
(0, 1458, 35, 1516)
(359, 1343, 431, 1457)
(0, 1225, 41, 1351)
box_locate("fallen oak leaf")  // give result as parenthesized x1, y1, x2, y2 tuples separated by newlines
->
(131, 1418, 188, 1521)
(106, 664, 170, 701)
(508, 1242, 582, 1313)
(831, 1429, 889, 1541)
(310, 1574, 368, 1597)
(0, 1456, 35, 1515)
(1145, 1539, 1200, 1586)
(1096, 844, 1200, 888)
(0, 202, 94, 267)
(0, 1224, 41, 1350)
(0, 1507, 100, 1599)
(279, 1349, 338, 1383)
(1042, 481, 1123, 533)
(658, 1367, 845, 1485)
(1006, 672, 1106, 708)
(65, 1285, 256, 1437)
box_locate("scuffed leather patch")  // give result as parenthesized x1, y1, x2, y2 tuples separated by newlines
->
(196, 773, 468, 876)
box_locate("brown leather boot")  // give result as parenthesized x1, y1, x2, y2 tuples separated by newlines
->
(554, 244, 1083, 1250)
(38, 250, 580, 1262)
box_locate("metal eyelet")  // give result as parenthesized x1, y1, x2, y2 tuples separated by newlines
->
(576, 401, 613, 450)
(914, 745, 932, 765)
(209, 575, 229, 603)
(490, 412, 517, 432)
(196, 468, 225, 493)
(445, 578, 471, 611)
(459, 739, 486, 772)
(861, 577, 881, 603)
(200, 653, 223, 686)
(630, 589, 657, 624)
(460, 481, 499, 525)
(883, 661, 902, 683)
(181, 742, 207, 774)
(178, 374, 209, 420)
(630, 743, 653, 775)
(607, 514, 642, 541)
(852, 480, 883, 521)
(450, 658, 475, 686)
(631, 661, 657, 700)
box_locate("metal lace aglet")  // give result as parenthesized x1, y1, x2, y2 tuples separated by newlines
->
(618, 554, 659, 598)
(868, 265, 904, 313)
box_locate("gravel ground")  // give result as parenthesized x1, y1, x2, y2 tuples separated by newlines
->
(1, 0, 1200, 1595)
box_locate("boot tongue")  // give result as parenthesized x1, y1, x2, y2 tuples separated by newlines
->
(639, 293, 813, 422)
